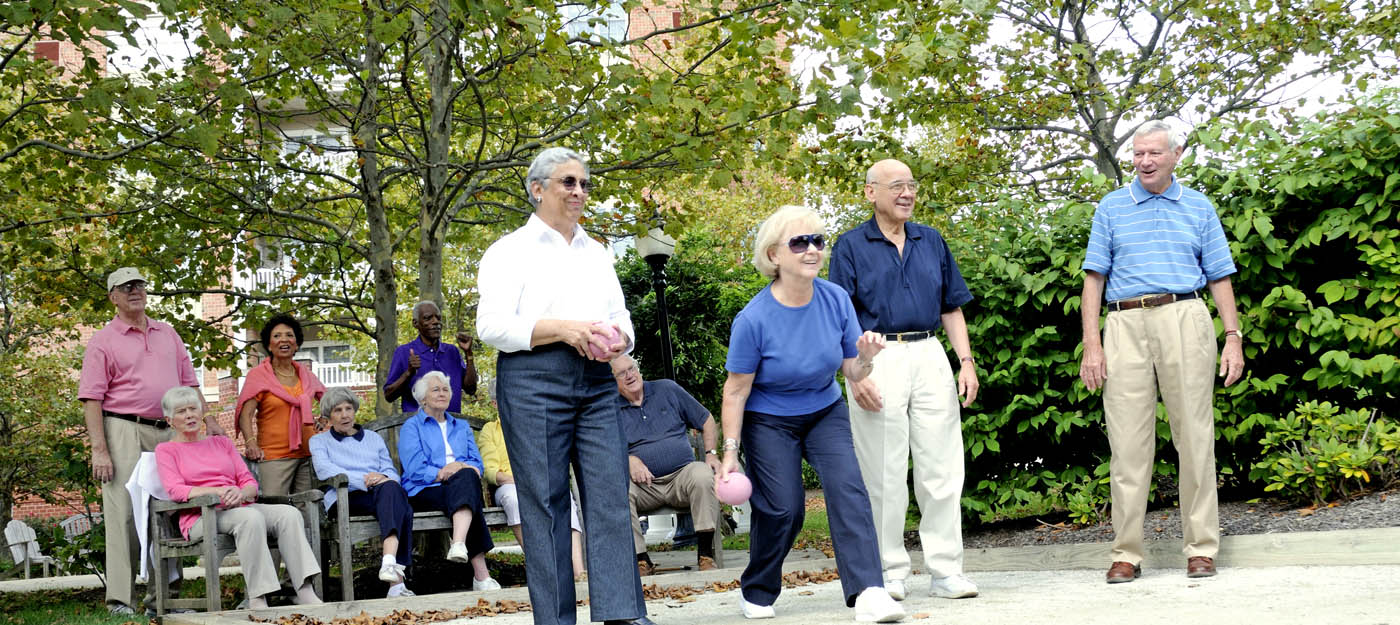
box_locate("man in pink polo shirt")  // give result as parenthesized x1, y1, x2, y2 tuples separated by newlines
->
(77, 267, 222, 615)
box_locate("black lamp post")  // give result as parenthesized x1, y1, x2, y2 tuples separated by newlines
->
(635, 227, 677, 381)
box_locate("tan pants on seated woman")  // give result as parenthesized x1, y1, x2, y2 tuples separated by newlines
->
(190, 503, 321, 600)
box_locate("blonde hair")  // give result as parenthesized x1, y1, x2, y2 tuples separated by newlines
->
(751, 205, 824, 280)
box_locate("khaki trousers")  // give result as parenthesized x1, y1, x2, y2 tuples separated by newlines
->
(847, 338, 965, 580)
(103, 417, 172, 607)
(629, 462, 720, 553)
(1103, 298, 1220, 564)
(255, 457, 313, 496)
(189, 503, 321, 599)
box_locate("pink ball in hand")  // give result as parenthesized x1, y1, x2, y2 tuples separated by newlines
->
(716, 472, 752, 506)
(588, 323, 618, 361)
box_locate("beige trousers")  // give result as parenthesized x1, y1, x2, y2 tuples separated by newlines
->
(256, 457, 313, 496)
(1104, 298, 1220, 564)
(847, 338, 965, 580)
(103, 417, 172, 607)
(189, 503, 321, 599)
(628, 461, 720, 553)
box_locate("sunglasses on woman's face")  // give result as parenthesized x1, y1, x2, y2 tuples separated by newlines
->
(787, 233, 826, 254)
(550, 176, 595, 193)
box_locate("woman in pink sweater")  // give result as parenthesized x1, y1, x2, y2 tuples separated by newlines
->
(154, 386, 322, 610)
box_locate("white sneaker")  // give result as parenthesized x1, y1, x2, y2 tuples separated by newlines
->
(742, 600, 776, 619)
(885, 579, 906, 601)
(379, 561, 405, 583)
(929, 574, 978, 599)
(446, 542, 470, 563)
(473, 576, 502, 591)
(387, 583, 415, 597)
(854, 587, 905, 623)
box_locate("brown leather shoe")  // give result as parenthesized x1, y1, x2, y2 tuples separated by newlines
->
(698, 556, 717, 571)
(1186, 556, 1216, 578)
(1106, 561, 1141, 584)
(637, 560, 654, 577)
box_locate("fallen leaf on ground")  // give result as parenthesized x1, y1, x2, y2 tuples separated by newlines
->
(912, 612, 932, 619)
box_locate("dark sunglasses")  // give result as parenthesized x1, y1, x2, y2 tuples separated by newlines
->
(787, 233, 826, 254)
(550, 176, 595, 193)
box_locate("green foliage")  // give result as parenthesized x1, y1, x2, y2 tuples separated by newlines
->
(1249, 401, 1399, 506)
(812, 0, 1400, 193)
(617, 225, 768, 413)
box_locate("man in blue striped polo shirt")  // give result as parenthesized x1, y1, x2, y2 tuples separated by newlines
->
(1080, 120, 1245, 584)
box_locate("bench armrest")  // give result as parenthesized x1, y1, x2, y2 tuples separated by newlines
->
(150, 494, 220, 513)
(258, 490, 324, 506)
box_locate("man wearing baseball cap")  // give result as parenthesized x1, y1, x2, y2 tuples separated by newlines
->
(77, 267, 222, 614)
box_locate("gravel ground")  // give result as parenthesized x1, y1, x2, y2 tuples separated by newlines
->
(944, 488, 1400, 550)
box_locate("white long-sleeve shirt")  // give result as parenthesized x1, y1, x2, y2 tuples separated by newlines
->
(476, 213, 635, 354)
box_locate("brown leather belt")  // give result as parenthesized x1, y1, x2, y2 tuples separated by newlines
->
(103, 410, 169, 429)
(1107, 291, 1199, 312)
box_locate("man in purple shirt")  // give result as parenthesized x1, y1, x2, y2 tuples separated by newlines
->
(609, 355, 721, 575)
(384, 301, 478, 414)
(77, 267, 218, 615)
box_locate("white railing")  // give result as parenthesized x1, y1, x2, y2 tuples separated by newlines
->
(313, 362, 374, 388)
(252, 267, 293, 292)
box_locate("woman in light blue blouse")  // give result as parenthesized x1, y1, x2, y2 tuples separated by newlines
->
(398, 371, 500, 591)
(309, 386, 416, 597)
(717, 205, 903, 623)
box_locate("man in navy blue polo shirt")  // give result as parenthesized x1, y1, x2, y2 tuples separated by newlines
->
(385, 300, 478, 414)
(828, 158, 980, 602)
(1081, 120, 1245, 584)
(609, 354, 721, 576)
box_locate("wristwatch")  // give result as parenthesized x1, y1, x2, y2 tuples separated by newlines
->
(705, 449, 718, 456)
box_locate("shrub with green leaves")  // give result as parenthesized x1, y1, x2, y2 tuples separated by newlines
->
(1249, 401, 1399, 505)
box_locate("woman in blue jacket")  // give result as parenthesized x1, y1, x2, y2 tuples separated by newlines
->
(398, 370, 500, 591)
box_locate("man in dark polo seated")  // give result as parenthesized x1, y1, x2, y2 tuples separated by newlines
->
(610, 354, 721, 575)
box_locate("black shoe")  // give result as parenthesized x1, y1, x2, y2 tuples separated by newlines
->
(605, 617, 658, 625)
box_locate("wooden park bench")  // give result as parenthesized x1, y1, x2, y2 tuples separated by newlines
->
(320, 413, 508, 601)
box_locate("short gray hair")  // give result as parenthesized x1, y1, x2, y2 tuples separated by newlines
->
(411, 370, 452, 405)
(1133, 120, 1183, 150)
(160, 386, 203, 418)
(524, 147, 588, 208)
(320, 386, 361, 419)
(752, 205, 824, 280)
(412, 300, 440, 322)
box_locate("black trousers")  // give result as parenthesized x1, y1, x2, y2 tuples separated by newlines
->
(331, 481, 416, 567)
(409, 468, 495, 558)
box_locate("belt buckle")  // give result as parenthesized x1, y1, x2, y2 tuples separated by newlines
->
(1139, 295, 1154, 309)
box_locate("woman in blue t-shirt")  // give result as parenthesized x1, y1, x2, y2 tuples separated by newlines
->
(718, 205, 904, 623)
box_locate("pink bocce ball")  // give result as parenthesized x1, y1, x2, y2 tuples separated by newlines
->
(716, 472, 752, 505)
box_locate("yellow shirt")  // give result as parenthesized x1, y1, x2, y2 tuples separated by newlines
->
(478, 420, 512, 486)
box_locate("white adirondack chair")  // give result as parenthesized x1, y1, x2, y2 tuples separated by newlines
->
(5, 519, 56, 579)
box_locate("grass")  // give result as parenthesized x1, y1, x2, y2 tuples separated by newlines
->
(0, 588, 145, 625)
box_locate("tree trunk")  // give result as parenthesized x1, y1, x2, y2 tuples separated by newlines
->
(416, 0, 453, 308)
(358, 1, 397, 418)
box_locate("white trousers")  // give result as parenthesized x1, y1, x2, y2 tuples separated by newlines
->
(847, 337, 965, 580)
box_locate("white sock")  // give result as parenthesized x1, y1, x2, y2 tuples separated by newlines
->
(388, 582, 406, 596)
(248, 596, 269, 610)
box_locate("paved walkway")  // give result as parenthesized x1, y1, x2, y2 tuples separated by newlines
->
(10, 527, 1399, 624)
